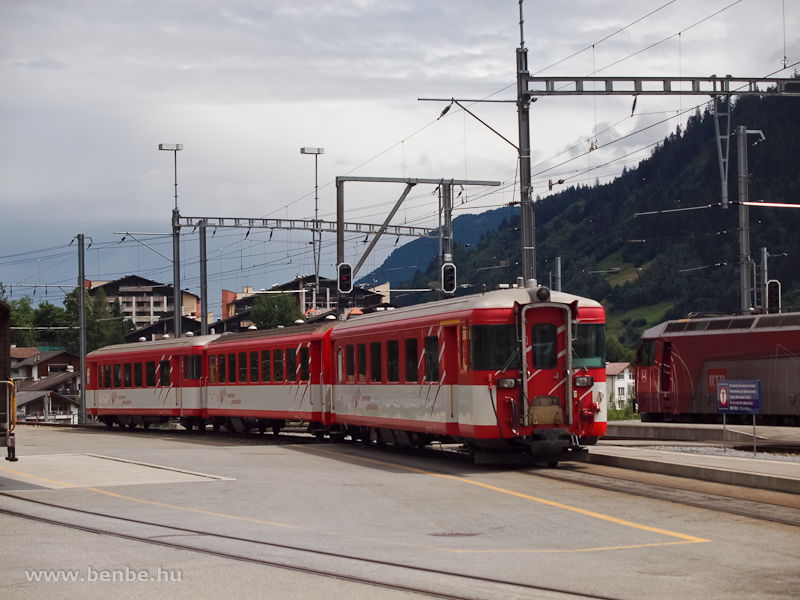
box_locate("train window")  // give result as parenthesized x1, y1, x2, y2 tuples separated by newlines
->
(660, 342, 672, 393)
(159, 360, 171, 386)
(113, 364, 122, 388)
(572, 324, 606, 368)
(424, 336, 439, 382)
(261, 350, 271, 382)
(370, 342, 382, 382)
(755, 315, 783, 329)
(287, 348, 297, 382)
(405, 338, 418, 382)
(146, 361, 156, 387)
(250, 351, 259, 382)
(461, 327, 469, 371)
(357, 344, 367, 383)
(239, 352, 248, 383)
(664, 321, 688, 333)
(300, 347, 309, 381)
(228, 353, 237, 383)
(730, 317, 755, 329)
(274, 349, 284, 381)
(134, 363, 143, 387)
(387, 340, 399, 382)
(123, 364, 132, 387)
(337, 347, 343, 382)
(209, 355, 217, 384)
(103, 364, 111, 389)
(471, 325, 520, 371)
(185, 355, 202, 380)
(218, 355, 226, 383)
(530, 324, 557, 370)
(638, 340, 655, 367)
(685, 321, 708, 331)
(706, 319, 732, 331)
(346, 345, 355, 383)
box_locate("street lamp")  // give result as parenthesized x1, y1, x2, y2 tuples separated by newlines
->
(159, 143, 183, 338)
(300, 147, 324, 307)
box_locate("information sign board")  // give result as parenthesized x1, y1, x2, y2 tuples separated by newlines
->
(716, 380, 761, 414)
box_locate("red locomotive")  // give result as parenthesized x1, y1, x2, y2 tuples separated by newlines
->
(636, 312, 800, 425)
(87, 284, 607, 464)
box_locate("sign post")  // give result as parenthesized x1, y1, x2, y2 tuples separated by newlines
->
(717, 380, 761, 457)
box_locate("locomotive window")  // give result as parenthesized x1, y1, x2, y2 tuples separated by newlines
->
(405, 338, 418, 382)
(638, 340, 656, 367)
(103, 364, 111, 389)
(530, 324, 557, 370)
(572, 324, 606, 368)
(424, 336, 439, 382)
(159, 360, 171, 386)
(134, 362, 143, 387)
(387, 340, 399, 382)
(228, 353, 237, 383)
(470, 325, 520, 371)
(209, 355, 217, 384)
(146, 361, 156, 387)
(370, 342, 382, 382)
(239, 352, 248, 383)
(123, 363, 132, 387)
(261, 350, 271, 382)
(185, 355, 202, 380)
(274, 349, 284, 381)
(729, 317, 755, 329)
(685, 321, 708, 331)
(346, 345, 355, 383)
(287, 348, 297, 382)
(250, 351, 259, 382)
(218, 355, 226, 383)
(113, 364, 122, 388)
(300, 347, 309, 381)
(706, 319, 732, 331)
(357, 344, 367, 383)
(664, 321, 688, 333)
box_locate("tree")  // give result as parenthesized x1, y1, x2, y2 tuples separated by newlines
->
(250, 294, 304, 330)
(59, 287, 128, 354)
(607, 335, 635, 363)
(32, 301, 65, 347)
(9, 296, 36, 347)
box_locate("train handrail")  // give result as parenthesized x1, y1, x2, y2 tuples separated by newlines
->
(1, 380, 15, 433)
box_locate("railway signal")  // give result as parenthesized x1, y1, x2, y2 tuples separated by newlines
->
(441, 263, 457, 295)
(337, 263, 353, 294)
(767, 280, 781, 314)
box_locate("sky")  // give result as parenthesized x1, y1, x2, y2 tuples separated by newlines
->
(1, 0, 797, 318)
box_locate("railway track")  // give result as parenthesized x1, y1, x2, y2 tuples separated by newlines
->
(0, 492, 619, 600)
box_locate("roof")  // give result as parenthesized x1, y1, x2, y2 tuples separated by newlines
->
(12, 350, 76, 368)
(16, 371, 80, 392)
(16, 391, 80, 408)
(11, 347, 39, 360)
(606, 362, 631, 376)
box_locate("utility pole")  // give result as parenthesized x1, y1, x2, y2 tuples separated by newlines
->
(77, 234, 87, 424)
(159, 143, 183, 338)
(517, 0, 535, 284)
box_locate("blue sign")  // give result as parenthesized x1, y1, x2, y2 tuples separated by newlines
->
(717, 380, 761, 414)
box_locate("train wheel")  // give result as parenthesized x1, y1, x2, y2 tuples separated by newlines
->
(212, 420, 221, 433)
(547, 461, 559, 468)
(272, 423, 282, 436)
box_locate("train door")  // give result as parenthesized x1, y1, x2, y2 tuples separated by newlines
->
(521, 304, 572, 428)
(441, 324, 459, 425)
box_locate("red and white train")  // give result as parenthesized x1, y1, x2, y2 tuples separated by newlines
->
(636, 311, 800, 425)
(87, 284, 607, 463)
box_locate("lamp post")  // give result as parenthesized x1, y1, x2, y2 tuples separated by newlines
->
(300, 147, 324, 307)
(159, 143, 183, 338)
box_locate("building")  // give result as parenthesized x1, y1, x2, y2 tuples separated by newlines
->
(606, 362, 635, 409)
(88, 275, 203, 329)
(10, 347, 82, 422)
(10, 348, 80, 384)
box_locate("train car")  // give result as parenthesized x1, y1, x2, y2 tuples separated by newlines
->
(86, 283, 607, 464)
(635, 312, 800, 425)
(329, 285, 607, 463)
(204, 323, 334, 435)
(1, 300, 17, 461)
(86, 334, 220, 429)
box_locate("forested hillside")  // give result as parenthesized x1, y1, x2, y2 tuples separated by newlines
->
(389, 91, 800, 349)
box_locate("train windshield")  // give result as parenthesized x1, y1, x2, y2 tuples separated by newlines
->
(470, 325, 520, 371)
(572, 324, 605, 368)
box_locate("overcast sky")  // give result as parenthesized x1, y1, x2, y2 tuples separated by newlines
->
(1, 0, 797, 315)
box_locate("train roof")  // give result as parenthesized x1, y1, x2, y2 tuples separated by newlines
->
(207, 322, 335, 347)
(333, 286, 602, 332)
(641, 311, 800, 339)
(87, 333, 222, 357)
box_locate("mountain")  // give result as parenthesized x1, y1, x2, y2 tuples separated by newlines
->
(373, 90, 800, 348)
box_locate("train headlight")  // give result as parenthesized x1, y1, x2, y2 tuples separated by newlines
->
(497, 378, 518, 389)
(574, 375, 594, 387)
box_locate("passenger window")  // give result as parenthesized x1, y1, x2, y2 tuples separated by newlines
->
(250, 351, 259, 382)
(405, 338, 418, 382)
(209, 355, 217, 384)
(261, 350, 271, 382)
(387, 340, 399, 382)
(424, 336, 439, 382)
(274, 349, 284, 381)
(103, 364, 111, 389)
(357, 344, 367, 383)
(134, 363, 143, 387)
(159, 360, 171, 386)
(123, 363, 132, 387)
(146, 361, 156, 387)
(113, 364, 122, 388)
(238, 352, 247, 383)
(217, 355, 226, 383)
(346, 345, 355, 383)
(184, 355, 202, 380)
(300, 347, 309, 381)
(287, 348, 297, 382)
(370, 342, 382, 382)
(228, 353, 236, 383)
